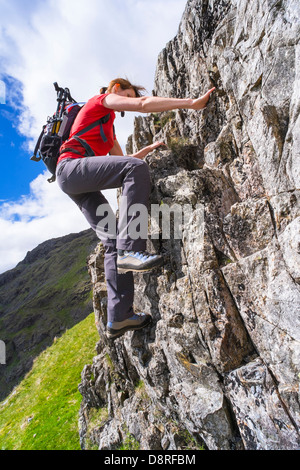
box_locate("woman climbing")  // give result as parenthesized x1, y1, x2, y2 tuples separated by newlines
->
(56, 78, 215, 339)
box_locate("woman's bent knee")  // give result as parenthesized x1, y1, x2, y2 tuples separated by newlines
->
(128, 157, 149, 176)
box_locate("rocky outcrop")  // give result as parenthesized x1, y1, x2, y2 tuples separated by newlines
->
(79, 0, 300, 450)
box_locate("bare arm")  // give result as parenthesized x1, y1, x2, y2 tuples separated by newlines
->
(129, 141, 167, 160)
(109, 137, 165, 159)
(109, 139, 124, 156)
(103, 88, 215, 114)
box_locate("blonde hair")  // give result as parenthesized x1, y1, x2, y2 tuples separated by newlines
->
(100, 78, 146, 97)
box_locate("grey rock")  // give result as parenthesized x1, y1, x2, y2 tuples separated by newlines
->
(79, 0, 300, 450)
(224, 358, 300, 450)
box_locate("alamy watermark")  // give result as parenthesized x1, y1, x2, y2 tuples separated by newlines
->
(0, 80, 6, 104)
(96, 198, 205, 257)
(0, 340, 6, 365)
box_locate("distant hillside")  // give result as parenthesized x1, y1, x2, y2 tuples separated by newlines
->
(0, 229, 98, 401)
(0, 313, 99, 450)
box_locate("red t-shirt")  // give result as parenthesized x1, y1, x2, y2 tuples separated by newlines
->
(57, 93, 116, 163)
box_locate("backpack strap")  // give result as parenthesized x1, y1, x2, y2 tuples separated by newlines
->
(30, 125, 46, 162)
(59, 113, 111, 158)
(72, 136, 95, 157)
(59, 147, 83, 156)
(75, 114, 110, 143)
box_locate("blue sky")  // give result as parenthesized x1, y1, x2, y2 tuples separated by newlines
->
(0, 76, 41, 201)
(0, 0, 188, 273)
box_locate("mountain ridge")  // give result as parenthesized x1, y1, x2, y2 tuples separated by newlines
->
(0, 228, 98, 401)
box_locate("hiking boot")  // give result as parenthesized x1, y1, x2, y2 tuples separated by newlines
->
(106, 313, 152, 339)
(117, 250, 164, 274)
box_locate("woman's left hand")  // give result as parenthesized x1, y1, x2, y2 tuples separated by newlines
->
(132, 141, 168, 159)
(148, 141, 168, 151)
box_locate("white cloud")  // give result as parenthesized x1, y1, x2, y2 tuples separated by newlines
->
(1, 0, 187, 147)
(0, 171, 118, 273)
(0, 0, 187, 273)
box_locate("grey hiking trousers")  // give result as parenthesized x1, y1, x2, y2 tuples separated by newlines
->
(56, 155, 151, 323)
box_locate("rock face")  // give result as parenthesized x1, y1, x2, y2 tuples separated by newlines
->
(79, 0, 300, 450)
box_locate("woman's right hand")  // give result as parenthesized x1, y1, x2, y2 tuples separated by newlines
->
(190, 88, 216, 110)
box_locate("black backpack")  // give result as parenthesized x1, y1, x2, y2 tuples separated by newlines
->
(31, 82, 111, 182)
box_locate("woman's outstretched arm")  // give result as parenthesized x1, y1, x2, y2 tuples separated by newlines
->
(103, 87, 216, 114)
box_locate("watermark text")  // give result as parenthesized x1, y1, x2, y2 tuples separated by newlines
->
(96, 199, 204, 256)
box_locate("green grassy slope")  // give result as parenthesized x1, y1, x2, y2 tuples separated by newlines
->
(0, 312, 99, 450)
(0, 229, 98, 401)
